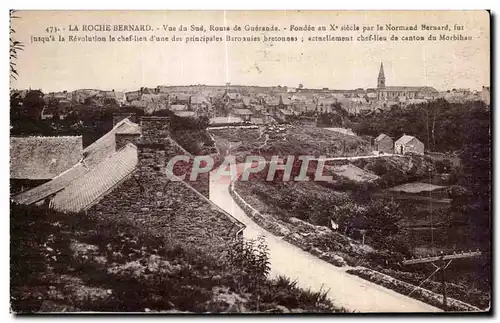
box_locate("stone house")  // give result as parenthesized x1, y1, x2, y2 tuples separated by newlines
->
(374, 133, 393, 154)
(14, 117, 246, 253)
(231, 108, 253, 122)
(10, 136, 83, 194)
(394, 135, 425, 155)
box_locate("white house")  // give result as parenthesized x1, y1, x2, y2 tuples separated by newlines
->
(394, 135, 424, 155)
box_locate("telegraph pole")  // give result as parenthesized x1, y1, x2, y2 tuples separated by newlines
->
(439, 258, 448, 310)
(402, 250, 481, 311)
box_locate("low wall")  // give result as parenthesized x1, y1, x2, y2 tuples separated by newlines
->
(229, 178, 346, 268)
(346, 267, 481, 312)
(229, 177, 481, 312)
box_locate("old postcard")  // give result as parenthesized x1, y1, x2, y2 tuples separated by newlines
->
(9, 10, 491, 314)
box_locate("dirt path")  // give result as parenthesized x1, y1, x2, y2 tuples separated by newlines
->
(209, 166, 442, 313)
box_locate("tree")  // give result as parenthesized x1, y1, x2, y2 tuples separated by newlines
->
(22, 90, 45, 118)
(10, 10, 24, 81)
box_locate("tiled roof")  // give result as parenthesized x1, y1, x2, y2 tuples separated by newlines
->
(12, 162, 89, 205)
(51, 143, 138, 213)
(395, 135, 419, 146)
(278, 109, 294, 116)
(225, 93, 241, 100)
(380, 86, 437, 93)
(209, 116, 244, 125)
(170, 104, 188, 111)
(266, 98, 280, 106)
(191, 96, 208, 105)
(175, 93, 190, 101)
(232, 108, 253, 115)
(115, 119, 141, 134)
(10, 136, 83, 180)
(175, 111, 196, 118)
(375, 133, 392, 142)
(83, 118, 140, 168)
(242, 97, 251, 106)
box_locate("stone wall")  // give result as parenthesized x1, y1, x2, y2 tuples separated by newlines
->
(228, 179, 347, 267)
(115, 133, 140, 151)
(139, 116, 209, 197)
(113, 113, 137, 126)
(89, 116, 244, 253)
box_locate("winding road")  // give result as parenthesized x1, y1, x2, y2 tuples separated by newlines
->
(209, 165, 441, 313)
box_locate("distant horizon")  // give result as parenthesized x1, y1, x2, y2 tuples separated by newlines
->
(11, 11, 490, 95)
(10, 81, 488, 94)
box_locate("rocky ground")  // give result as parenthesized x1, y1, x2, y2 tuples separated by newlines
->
(10, 203, 346, 313)
(209, 124, 371, 162)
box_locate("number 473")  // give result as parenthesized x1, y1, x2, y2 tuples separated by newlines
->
(45, 26, 59, 33)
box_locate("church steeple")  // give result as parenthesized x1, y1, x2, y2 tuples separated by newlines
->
(377, 62, 385, 88)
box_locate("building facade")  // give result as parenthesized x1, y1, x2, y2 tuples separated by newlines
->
(376, 63, 439, 101)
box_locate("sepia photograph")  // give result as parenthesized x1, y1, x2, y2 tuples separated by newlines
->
(8, 9, 491, 314)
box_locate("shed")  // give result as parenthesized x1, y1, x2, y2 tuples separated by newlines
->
(374, 133, 393, 154)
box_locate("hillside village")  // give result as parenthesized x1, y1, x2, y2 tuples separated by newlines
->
(10, 63, 491, 313)
(10, 63, 491, 127)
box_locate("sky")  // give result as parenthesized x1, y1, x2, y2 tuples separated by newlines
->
(10, 10, 490, 92)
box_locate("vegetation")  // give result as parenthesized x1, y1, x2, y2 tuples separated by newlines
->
(209, 124, 371, 162)
(11, 203, 344, 313)
(234, 159, 490, 309)
(10, 10, 24, 81)
(348, 99, 489, 153)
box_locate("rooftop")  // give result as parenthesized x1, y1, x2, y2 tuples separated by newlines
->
(10, 136, 83, 180)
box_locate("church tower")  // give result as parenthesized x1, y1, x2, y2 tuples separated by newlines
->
(377, 62, 386, 88)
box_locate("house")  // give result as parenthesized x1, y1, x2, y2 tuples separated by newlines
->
(170, 104, 188, 112)
(174, 111, 197, 118)
(125, 90, 141, 102)
(190, 95, 210, 111)
(41, 107, 55, 120)
(481, 86, 490, 105)
(292, 102, 317, 115)
(376, 63, 439, 101)
(10, 136, 83, 194)
(10, 136, 83, 182)
(103, 90, 126, 106)
(12, 118, 140, 205)
(374, 134, 393, 154)
(172, 93, 190, 105)
(144, 102, 168, 115)
(265, 98, 280, 114)
(223, 92, 242, 103)
(281, 97, 292, 109)
(276, 109, 294, 122)
(250, 104, 265, 116)
(317, 98, 337, 113)
(15, 117, 246, 253)
(231, 108, 253, 122)
(242, 96, 251, 107)
(394, 135, 424, 155)
(209, 116, 244, 126)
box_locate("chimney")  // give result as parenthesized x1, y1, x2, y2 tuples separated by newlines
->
(115, 132, 140, 150)
(113, 112, 136, 127)
(136, 116, 171, 183)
